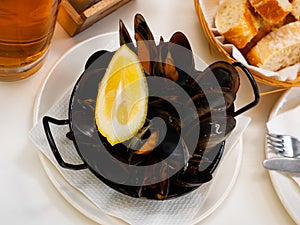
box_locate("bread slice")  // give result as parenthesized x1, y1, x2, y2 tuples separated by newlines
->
(240, 13, 286, 55)
(215, 0, 260, 49)
(291, 0, 300, 20)
(246, 21, 300, 71)
(248, 0, 292, 25)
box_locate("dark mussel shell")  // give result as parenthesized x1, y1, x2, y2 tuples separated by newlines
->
(194, 61, 240, 94)
(188, 87, 236, 118)
(119, 19, 132, 46)
(134, 13, 157, 75)
(168, 32, 195, 78)
(175, 141, 225, 187)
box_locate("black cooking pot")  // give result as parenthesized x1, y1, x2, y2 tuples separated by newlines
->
(42, 48, 259, 200)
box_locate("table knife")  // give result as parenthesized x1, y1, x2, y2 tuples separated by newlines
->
(263, 158, 300, 173)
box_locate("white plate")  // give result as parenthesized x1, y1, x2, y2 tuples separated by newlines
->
(33, 32, 243, 224)
(267, 87, 300, 225)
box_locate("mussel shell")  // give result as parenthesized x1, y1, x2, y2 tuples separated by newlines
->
(194, 61, 240, 94)
(210, 61, 240, 93)
(168, 32, 195, 76)
(119, 19, 133, 46)
(84, 50, 110, 70)
(127, 102, 189, 166)
(134, 13, 155, 41)
(175, 166, 213, 187)
(155, 32, 195, 86)
(70, 53, 112, 144)
(134, 13, 157, 75)
(72, 110, 96, 139)
(183, 113, 236, 152)
(147, 97, 181, 131)
(188, 87, 236, 118)
(137, 162, 170, 200)
(175, 141, 225, 187)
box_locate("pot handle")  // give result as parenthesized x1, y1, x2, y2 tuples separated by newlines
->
(232, 62, 260, 117)
(42, 116, 87, 170)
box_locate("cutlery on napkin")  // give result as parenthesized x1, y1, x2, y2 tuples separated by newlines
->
(266, 104, 300, 185)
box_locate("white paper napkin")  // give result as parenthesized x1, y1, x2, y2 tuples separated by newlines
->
(29, 88, 250, 225)
(199, 0, 299, 81)
(266, 105, 300, 185)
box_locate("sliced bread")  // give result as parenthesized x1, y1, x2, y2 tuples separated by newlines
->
(246, 21, 300, 71)
(248, 0, 292, 25)
(240, 13, 286, 55)
(215, 0, 260, 49)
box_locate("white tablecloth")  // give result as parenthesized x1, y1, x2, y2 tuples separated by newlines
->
(0, 0, 296, 224)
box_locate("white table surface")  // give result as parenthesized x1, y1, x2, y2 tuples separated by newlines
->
(0, 0, 297, 224)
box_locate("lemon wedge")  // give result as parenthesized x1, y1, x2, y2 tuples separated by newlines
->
(95, 45, 148, 146)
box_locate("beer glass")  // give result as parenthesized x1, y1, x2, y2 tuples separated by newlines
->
(0, 0, 61, 81)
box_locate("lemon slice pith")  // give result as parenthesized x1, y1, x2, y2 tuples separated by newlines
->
(95, 45, 148, 146)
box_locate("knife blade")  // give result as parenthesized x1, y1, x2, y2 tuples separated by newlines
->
(263, 158, 300, 173)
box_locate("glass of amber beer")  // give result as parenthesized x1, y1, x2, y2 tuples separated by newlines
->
(0, 0, 61, 81)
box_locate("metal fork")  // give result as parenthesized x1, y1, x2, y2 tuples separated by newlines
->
(266, 133, 300, 158)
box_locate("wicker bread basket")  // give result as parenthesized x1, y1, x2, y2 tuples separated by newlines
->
(194, 0, 300, 89)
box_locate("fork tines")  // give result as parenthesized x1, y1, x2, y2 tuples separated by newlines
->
(265, 133, 300, 158)
(266, 133, 284, 152)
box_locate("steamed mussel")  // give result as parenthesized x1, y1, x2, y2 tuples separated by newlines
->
(69, 14, 244, 200)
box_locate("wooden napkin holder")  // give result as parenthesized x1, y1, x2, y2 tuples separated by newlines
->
(57, 0, 132, 36)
